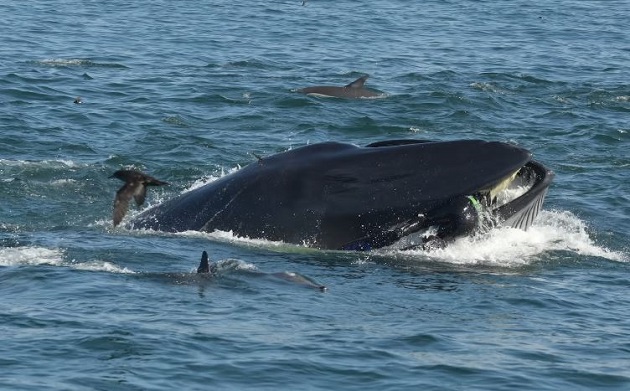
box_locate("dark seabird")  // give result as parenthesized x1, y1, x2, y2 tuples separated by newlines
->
(110, 169, 168, 227)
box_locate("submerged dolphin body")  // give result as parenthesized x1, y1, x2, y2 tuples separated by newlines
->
(195, 251, 326, 291)
(297, 75, 384, 98)
(127, 140, 553, 250)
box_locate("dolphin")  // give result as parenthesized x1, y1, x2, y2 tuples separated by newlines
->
(110, 169, 168, 227)
(195, 251, 326, 291)
(127, 140, 553, 251)
(297, 75, 385, 99)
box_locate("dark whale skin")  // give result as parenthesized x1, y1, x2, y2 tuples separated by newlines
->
(128, 140, 531, 249)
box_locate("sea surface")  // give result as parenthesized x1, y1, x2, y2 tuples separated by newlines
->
(1, 1, 629, 390)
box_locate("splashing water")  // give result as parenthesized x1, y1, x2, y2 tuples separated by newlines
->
(0, 247, 65, 267)
(399, 210, 627, 266)
(159, 209, 626, 267)
(0, 246, 135, 273)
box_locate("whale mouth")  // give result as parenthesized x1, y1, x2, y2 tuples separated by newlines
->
(489, 160, 554, 231)
(381, 160, 555, 252)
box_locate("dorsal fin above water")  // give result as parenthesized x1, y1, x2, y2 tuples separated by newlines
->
(197, 251, 210, 273)
(345, 75, 369, 89)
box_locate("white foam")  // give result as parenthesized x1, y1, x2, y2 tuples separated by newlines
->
(34, 59, 125, 68)
(470, 82, 504, 94)
(395, 210, 627, 266)
(37, 58, 90, 66)
(183, 175, 222, 192)
(0, 158, 81, 169)
(144, 209, 627, 266)
(0, 246, 136, 273)
(182, 166, 242, 193)
(215, 258, 258, 272)
(169, 229, 322, 256)
(69, 260, 136, 274)
(50, 178, 77, 186)
(175, 229, 288, 248)
(0, 247, 65, 267)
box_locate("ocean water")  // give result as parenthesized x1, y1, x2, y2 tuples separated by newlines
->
(1, 0, 629, 390)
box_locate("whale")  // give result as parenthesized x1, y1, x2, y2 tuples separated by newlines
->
(126, 139, 553, 251)
(297, 75, 384, 99)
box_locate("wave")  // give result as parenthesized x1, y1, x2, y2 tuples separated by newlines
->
(0, 158, 83, 169)
(68, 260, 136, 274)
(0, 246, 64, 267)
(0, 246, 134, 274)
(32, 58, 128, 69)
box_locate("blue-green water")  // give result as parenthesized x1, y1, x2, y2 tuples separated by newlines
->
(1, 1, 629, 389)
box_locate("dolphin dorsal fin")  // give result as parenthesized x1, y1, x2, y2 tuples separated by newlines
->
(197, 251, 210, 273)
(345, 75, 369, 89)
